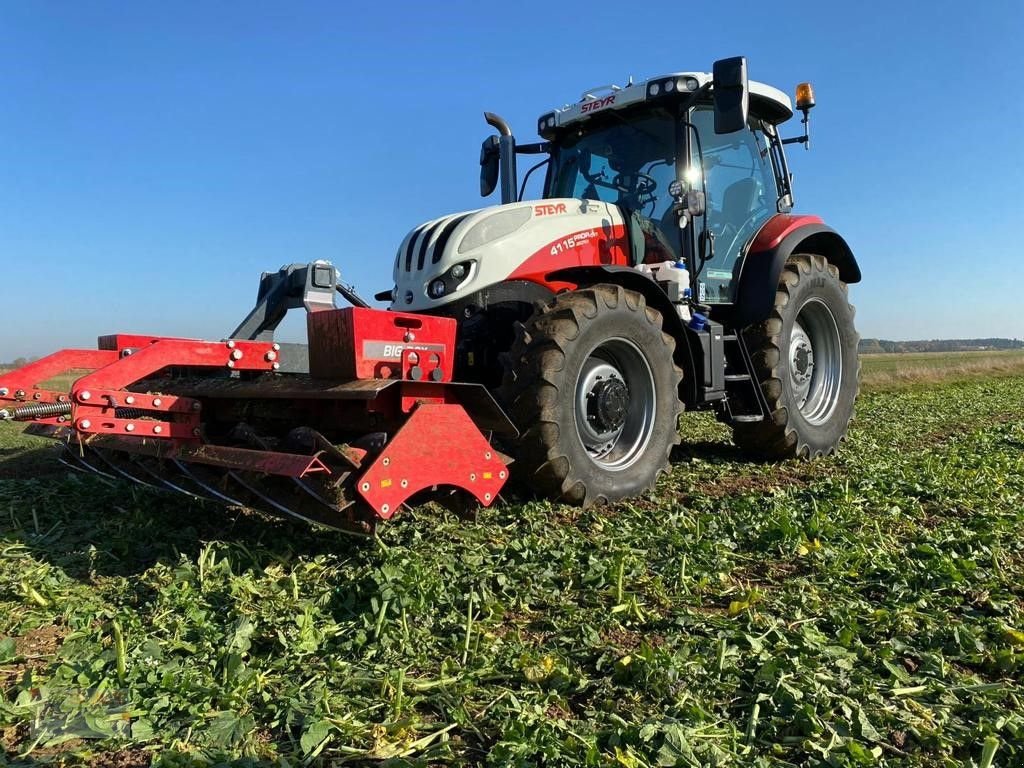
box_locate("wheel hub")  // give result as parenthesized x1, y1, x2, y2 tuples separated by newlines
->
(586, 377, 629, 433)
(791, 337, 814, 384)
(788, 300, 842, 425)
(574, 339, 656, 470)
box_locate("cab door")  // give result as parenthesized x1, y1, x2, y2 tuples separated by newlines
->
(689, 106, 779, 304)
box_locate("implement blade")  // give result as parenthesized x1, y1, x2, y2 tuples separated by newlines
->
(224, 470, 374, 535)
(88, 447, 166, 491)
(84, 435, 333, 478)
(75, 430, 375, 535)
(58, 446, 114, 485)
(68, 444, 119, 481)
(173, 460, 249, 507)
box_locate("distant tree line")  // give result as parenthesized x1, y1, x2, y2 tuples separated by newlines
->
(0, 357, 39, 369)
(859, 338, 1024, 354)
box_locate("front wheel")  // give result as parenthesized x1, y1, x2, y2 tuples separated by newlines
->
(501, 285, 683, 505)
(733, 253, 860, 459)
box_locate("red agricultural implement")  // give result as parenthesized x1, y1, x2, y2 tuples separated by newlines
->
(0, 264, 513, 534)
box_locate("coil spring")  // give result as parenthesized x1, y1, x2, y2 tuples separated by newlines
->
(114, 408, 148, 420)
(0, 401, 73, 421)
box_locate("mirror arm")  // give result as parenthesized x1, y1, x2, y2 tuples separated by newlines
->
(677, 82, 713, 112)
(518, 157, 550, 201)
(781, 108, 812, 149)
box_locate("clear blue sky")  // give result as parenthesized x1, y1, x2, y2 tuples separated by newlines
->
(2, 1, 1022, 359)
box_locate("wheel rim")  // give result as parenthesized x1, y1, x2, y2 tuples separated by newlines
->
(574, 337, 656, 470)
(789, 298, 842, 425)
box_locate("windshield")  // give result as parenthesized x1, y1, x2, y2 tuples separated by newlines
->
(547, 109, 678, 219)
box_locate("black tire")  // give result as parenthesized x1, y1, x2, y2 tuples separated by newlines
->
(733, 253, 860, 459)
(500, 284, 683, 505)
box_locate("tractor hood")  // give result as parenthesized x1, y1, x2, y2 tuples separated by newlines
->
(389, 198, 629, 311)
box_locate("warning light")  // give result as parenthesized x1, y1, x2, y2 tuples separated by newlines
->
(795, 82, 816, 112)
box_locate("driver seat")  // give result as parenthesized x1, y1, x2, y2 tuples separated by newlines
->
(718, 178, 757, 235)
(653, 206, 684, 262)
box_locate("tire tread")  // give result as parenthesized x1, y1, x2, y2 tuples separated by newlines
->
(733, 254, 861, 460)
(501, 284, 683, 505)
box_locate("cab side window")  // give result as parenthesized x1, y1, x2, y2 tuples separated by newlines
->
(690, 107, 778, 303)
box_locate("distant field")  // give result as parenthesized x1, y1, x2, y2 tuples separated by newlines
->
(0, 368, 91, 395)
(860, 349, 1024, 389)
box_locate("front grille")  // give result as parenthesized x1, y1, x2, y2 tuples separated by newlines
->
(404, 221, 433, 273)
(400, 213, 472, 274)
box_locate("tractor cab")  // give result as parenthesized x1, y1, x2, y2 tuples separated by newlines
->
(480, 60, 806, 306)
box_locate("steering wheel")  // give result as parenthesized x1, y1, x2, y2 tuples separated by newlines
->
(618, 174, 659, 198)
(633, 172, 658, 197)
(613, 172, 658, 209)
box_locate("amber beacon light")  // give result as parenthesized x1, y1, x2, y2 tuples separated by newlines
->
(781, 82, 817, 149)
(795, 82, 816, 112)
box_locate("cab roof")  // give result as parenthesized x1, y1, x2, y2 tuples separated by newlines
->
(537, 72, 793, 137)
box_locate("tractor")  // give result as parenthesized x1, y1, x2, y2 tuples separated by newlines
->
(0, 57, 860, 533)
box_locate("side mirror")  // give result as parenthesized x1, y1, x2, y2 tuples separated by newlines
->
(480, 135, 500, 197)
(480, 113, 519, 203)
(712, 56, 749, 134)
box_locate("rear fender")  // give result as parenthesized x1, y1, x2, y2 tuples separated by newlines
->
(731, 215, 861, 329)
(544, 265, 702, 406)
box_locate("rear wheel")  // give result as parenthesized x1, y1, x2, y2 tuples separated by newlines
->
(501, 284, 683, 505)
(733, 253, 860, 458)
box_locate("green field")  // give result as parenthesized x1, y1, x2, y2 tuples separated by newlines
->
(1, 364, 1023, 766)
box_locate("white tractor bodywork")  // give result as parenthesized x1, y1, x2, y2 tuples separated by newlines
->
(390, 198, 628, 312)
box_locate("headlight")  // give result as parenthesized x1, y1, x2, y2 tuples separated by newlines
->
(425, 261, 475, 301)
(458, 208, 532, 253)
(538, 112, 557, 137)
